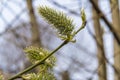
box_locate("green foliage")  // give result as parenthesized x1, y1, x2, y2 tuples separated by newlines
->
(38, 6, 75, 41)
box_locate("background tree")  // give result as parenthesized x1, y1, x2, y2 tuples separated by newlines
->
(110, 0, 120, 80)
(26, 0, 42, 47)
(92, 0, 107, 80)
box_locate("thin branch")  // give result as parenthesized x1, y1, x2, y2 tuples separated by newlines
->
(89, 0, 120, 45)
(47, 0, 79, 16)
(9, 16, 86, 80)
(8, 40, 68, 80)
(86, 24, 120, 79)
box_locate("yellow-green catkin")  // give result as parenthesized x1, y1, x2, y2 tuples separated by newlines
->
(38, 6, 75, 39)
(24, 46, 56, 66)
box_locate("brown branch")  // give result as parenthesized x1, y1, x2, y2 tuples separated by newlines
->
(86, 24, 120, 79)
(89, 0, 120, 45)
(47, 0, 79, 16)
(26, 0, 41, 46)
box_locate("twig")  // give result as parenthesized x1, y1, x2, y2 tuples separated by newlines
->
(86, 24, 120, 79)
(8, 40, 68, 80)
(90, 0, 120, 45)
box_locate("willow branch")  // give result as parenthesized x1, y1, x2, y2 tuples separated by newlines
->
(9, 20, 86, 80)
(9, 40, 68, 80)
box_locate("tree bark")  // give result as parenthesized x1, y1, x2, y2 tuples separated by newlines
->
(61, 70, 70, 80)
(110, 0, 120, 80)
(92, 0, 107, 80)
(26, 0, 41, 47)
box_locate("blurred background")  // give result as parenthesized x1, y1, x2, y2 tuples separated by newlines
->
(0, 0, 120, 80)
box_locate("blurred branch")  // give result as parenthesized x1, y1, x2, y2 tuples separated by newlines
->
(0, 8, 27, 36)
(47, 0, 79, 16)
(86, 24, 120, 79)
(26, 0, 41, 46)
(89, 0, 120, 45)
(110, 0, 120, 80)
(92, 1, 107, 79)
(61, 70, 70, 80)
(75, 43, 96, 57)
(4, 26, 29, 48)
